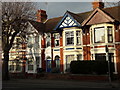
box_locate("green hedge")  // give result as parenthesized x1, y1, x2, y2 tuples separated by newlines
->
(70, 60, 113, 75)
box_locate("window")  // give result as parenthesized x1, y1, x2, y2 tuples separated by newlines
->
(65, 31, 74, 45)
(94, 27, 105, 43)
(66, 55, 74, 70)
(76, 31, 81, 45)
(77, 54, 82, 60)
(9, 65, 14, 71)
(55, 55, 60, 68)
(54, 34, 60, 47)
(36, 56, 40, 68)
(46, 34, 51, 47)
(95, 54, 106, 61)
(28, 59, 34, 71)
(107, 26, 113, 43)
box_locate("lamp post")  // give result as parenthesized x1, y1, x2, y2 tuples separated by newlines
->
(105, 45, 112, 84)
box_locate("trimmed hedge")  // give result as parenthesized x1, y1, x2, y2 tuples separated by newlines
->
(70, 60, 114, 75)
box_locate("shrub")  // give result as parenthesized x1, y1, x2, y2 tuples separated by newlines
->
(70, 60, 110, 75)
(51, 68, 60, 73)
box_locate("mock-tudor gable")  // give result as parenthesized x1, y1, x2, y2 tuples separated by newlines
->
(54, 11, 81, 30)
(82, 8, 115, 26)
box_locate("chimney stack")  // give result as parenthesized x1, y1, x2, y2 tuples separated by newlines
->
(36, 9, 47, 23)
(92, 0, 104, 10)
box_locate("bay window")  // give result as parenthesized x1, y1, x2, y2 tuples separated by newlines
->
(65, 31, 74, 45)
(107, 26, 113, 43)
(92, 25, 113, 43)
(94, 27, 105, 43)
(65, 30, 81, 46)
(76, 31, 81, 45)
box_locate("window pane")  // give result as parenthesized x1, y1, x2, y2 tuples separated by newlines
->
(108, 26, 113, 42)
(28, 65, 33, 70)
(9, 65, 14, 71)
(55, 40, 59, 46)
(65, 31, 74, 45)
(94, 27, 105, 43)
(95, 54, 106, 61)
(16, 65, 21, 71)
(66, 55, 74, 69)
(76, 31, 81, 45)
(77, 54, 82, 60)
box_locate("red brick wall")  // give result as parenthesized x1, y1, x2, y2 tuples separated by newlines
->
(60, 36, 63, 72)
(41, 36, 46, 70)
(115, 44, 120, 76)
(83, 28, 91, 60)
(83, 46, 91, 60)
(51, 34, 55, 68)
(115, 25, 120, 42)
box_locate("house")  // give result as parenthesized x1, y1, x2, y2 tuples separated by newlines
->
(8, 1, 120, 77)
(9, 20, 45, 74)
(39, 1, 120, 76)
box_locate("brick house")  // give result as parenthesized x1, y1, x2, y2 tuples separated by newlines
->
(8, 1, 120, 77)
(39, 1, 120, 76)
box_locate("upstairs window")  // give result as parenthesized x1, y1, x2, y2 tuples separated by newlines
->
(76, 31, 81, 45)
(46, 34, 51, 47)
(94, 27, 105, 43)
(54, 33, 60, 47)
(107, 26, 113, 43)
(65, 31, 74, 45)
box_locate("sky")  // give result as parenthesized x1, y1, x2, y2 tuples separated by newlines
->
(36, 2, 92, 19)
(35, 1, 119, 19)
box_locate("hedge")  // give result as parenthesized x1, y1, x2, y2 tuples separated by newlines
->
(70, 60, 114, 75)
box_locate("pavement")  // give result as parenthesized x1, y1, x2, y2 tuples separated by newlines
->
(2, 79, 120, 90)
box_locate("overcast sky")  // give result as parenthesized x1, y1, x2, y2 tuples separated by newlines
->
(35, 2, 119, 19)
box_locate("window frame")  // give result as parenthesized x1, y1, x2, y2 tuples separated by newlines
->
(54, 33, 60, 47)
(76, 31, 81, 45)
(65, 31, 74, 46)
(94, 27, 105, 43)
(107, 26, 113, 43)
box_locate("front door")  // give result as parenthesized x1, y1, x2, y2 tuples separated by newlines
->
(46, 60, 52, 72)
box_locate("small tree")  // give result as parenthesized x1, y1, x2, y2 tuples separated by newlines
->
(2, 2, 36, 80)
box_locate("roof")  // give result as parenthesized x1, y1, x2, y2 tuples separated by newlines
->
(103, 6, 120, 22)
(29, 20, 45, 34)
(45, 6, 120, 32)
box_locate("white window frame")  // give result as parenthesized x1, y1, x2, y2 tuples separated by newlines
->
(54, 33, 60, 47)
(94, 27, 105, 43)
(76, 30, 81, 45)
(90, 24, 114, 44)
(65, 31, 74, 46)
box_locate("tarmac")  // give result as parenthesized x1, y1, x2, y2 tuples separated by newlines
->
(2, 78, 120, 90)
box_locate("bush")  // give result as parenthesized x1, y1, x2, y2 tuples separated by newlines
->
(37, 68, 45, 73)
(51, 68, 60, 73)
(70, 60, 109, 75)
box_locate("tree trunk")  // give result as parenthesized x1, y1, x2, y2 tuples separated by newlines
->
(2, 51, 10, 80)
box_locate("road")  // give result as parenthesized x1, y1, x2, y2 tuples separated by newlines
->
(2, 79, 120, 90)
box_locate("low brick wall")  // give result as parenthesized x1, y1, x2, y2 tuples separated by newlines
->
(10, 73, 118, 81)
(42, 73, 108, 81)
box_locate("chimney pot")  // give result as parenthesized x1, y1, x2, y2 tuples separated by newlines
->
(36, 9, 47, 23)
(92, 0, 104, 10)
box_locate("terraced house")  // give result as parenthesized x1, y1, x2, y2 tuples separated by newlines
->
(9, 1, 120, 77)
